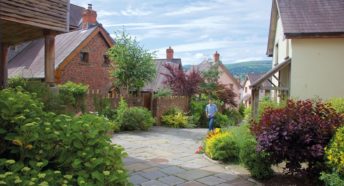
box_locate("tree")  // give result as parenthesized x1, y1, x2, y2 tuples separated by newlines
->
(107, 31, 156, 95)
(200, 63, 220, 97)
(200, 63, 237, 107)
(162, 63, 203, 97)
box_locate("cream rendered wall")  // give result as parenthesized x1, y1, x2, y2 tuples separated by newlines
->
(271, 17, 292, 100)
(291, 38, 344, 99)
(242, 79, 251, 107)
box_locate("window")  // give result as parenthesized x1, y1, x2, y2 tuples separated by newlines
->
(103, 55, 110, 66)
(80, 52, 89, 63)
(274, 43, 279, 66)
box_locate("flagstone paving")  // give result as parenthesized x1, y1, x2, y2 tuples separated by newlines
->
(112, 127, 261, 186)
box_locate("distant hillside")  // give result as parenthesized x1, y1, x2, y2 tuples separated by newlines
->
(184, 60, 272, 80)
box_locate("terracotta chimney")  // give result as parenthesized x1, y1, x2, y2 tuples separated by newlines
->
(82, 4, 97, 30)
(214, 51, 220, 63)
(166, 46, 174, 60)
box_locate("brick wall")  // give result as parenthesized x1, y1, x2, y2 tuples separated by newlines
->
(60, 33, 112, 96)
(153, 96, 190, 124)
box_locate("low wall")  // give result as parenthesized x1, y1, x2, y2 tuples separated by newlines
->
(153, 96, 190, 124)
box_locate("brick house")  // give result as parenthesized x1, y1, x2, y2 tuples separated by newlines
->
(8, 4, 114, 96)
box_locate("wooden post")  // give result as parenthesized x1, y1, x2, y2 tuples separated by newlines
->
(0, 43, 9, 89)
(252, 88, 260, 118)
(44, 31, 56, 86)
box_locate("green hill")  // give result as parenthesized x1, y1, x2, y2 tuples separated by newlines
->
(184, 60, 272, 80)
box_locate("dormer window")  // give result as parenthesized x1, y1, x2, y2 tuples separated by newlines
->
(80, 52, 89, 63)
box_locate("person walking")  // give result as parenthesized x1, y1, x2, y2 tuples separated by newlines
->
(205, 98, 218, 132)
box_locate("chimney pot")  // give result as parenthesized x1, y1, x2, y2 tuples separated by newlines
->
(166, 46, 174, 60)
(214, 51, 220, 63)
(82, 4, 97, 30)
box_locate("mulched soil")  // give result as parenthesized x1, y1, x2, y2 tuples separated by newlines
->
(262, 174, 323, 186)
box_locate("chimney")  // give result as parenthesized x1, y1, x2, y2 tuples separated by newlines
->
(166, 46, 174, 60)
(214, 51, 220, 63)
(82, 4, 97, 30)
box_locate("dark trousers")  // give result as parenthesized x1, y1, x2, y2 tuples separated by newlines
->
(208, 117, 214, 131)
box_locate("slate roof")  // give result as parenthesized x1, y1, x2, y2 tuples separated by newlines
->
(246, 74, 270, 87)
(8, 27, 97, 78)
(142, 59, 182, 92)
(69, 4, 85, 30)
(278, 0, 344, 37)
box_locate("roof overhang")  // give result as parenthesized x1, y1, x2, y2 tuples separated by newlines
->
(250, 58, 291, 88)
(266, 0, 278, 57)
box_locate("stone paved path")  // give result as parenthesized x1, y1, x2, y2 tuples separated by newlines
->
(112, 127, 261, 186)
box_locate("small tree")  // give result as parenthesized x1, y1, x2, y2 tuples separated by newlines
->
(162, 63, 203, 97)
(107, 31, 156, 95)
(200, 63, 220, 97)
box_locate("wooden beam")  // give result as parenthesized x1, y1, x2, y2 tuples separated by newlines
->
(44, 31, 56, 86)
(0, 43, 9, 89)
(251, 88, 260, 118)
(259, 86, 289, 91)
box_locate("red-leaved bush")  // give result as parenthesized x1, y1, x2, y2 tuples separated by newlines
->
(251, 100, 344, 176)
(162, 63, 203, 97)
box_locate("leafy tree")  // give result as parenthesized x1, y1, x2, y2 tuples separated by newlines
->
(107, 31, 156, 95)
(200, 63, 237, 107)
(162, 63, 203, 97)
(200, 63, 220, 97)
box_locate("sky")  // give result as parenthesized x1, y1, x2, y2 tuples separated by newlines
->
(70, 0, 272, 65)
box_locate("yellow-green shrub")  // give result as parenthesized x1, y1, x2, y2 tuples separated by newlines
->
(204, 129, 239, 162)
(325, 127, 344, 174)
(328, 97, 344, 114)
(161, 112, 188, 128)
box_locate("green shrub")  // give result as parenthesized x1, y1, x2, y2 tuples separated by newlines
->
(0, 89, 130, 185)
(153, 88, 172, 98)
(205, 130, 239, 162)
(257, 97, 285, 121)
(59, 81, 88, 113)
(239, 139, 273, 179)
(7, 77, 65, 114)
(320, 172, 344, 186)
(225, 124, 273, 179)
(161, 111, 189, 128)
(7, 76, 27, 88)
(214, 113, 234, 128)
(119, 105, 154, 131)
(321, 126, 344, 185)
(223, 109, 243, 126)
(190, 96, 222, 128)
(327, 97, 344, 114)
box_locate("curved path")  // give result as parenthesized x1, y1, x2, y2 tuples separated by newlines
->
(112, 127, 261, 186)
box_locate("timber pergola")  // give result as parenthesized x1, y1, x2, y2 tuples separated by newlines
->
(250, 58, 291, 117)
(0, 0, 70, 89)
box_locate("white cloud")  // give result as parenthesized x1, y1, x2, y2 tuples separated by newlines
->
(98, 10, 119, 18)
(164, 6, 213, 16)
(121, 6, 152, 16)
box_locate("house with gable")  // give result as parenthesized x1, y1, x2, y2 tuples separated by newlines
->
(189, 51, 241, 105)
(241, 74, 271, 108)
(250, 0, 344, 116)
(8, 4, 114, 96)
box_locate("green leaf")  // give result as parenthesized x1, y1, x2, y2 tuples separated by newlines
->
(91, 171, 104, 183)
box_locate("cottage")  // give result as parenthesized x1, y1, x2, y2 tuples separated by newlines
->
(8, 4, 114, 96)
(251, 0, 344, 116)
(189, 52, 241, 105)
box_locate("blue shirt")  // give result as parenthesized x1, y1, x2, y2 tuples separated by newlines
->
(205, 103, 218, 118)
